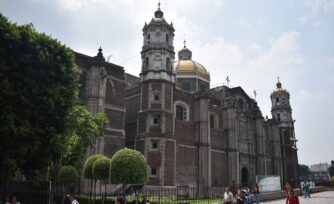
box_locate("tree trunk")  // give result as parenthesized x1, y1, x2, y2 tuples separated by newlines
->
(61, 185, 65, 204)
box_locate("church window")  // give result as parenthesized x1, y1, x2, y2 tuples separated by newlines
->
(147, 33, 150, 40)
(276, 97, 279, 105)
(152, 141, 158, 149)
(277, 113, 281, 122)
(210, 115, 215, 129)
(282, 97, 285, 104)
(151, 168, 157, 176)
(166, 57, 171, 71)
(166, 34, 169, 44)
(154, 95, 160, 101)
(210, 113, 219, 129)
(182, 82, 191, 91)
(144, 57, 149, 70)
(176, 105, 187, 121)
(238, 99, 244, 111)
(153, 114, 160, 125)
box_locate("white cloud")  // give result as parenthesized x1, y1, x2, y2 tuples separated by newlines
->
(299, 0, 334, 24)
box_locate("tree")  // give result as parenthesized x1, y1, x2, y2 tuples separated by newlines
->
(299, 164, 310, 181)
(110, 148, 149, 185)
(62, 105, 108, 169)
(58, 165, 79, 204)
(84, 154, 107, 202)
(58, 165, 79, 185)
(0, 13, 79, 182)
(93, 157, 111, 204)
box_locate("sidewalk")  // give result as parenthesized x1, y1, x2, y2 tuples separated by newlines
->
(262, 191, 334, 204)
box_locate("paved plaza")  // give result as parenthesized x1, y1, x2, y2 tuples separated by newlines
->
(263, 191, 334, 204)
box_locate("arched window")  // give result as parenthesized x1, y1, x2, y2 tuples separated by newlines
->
(147, 33, 150, 40)
(277, 113, 281, 122)
(175, 101, 189, 121)
(210, 113, 219, 129)
(276, 97, 280, 105)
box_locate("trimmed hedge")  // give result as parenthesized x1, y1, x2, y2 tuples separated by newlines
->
(58, 165, 79, 185)
(110, 148, 148, 185)
(83, 154, 107, 179)
(93, 157, 111, 180)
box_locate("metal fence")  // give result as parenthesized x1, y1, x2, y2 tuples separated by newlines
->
(0, 182, 226, 204)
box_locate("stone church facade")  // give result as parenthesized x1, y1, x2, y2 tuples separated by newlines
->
(74, 5, 299, 190)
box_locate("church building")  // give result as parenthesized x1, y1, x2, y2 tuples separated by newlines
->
(75, 4, 300, 191)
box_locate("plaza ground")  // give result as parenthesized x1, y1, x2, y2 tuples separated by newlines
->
(262, 191, 334, 204)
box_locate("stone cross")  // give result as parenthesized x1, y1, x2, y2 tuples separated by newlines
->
(226, 76, 230, 86)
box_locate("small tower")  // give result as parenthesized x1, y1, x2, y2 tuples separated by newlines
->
(136, 3, 176, 186)
(270, 78, 299, 188)
(270, 78, 292, 124)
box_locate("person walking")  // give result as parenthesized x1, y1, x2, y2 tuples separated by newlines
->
(253, 183, 260, 204)
(224, 187, 233, 204)
(286, 189, 299, 204)
(69, 195, 79, 204)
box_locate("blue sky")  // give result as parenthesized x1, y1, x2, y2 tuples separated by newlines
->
(1, 0, 333, 166)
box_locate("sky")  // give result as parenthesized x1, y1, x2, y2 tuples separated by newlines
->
(1, 0, 333, 166)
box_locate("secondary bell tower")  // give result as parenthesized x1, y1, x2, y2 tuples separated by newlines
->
(270, 78, 299, 187)
(136, 2, 176, 186)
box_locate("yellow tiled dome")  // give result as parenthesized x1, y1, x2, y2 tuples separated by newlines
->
(173, 60, 208, 77)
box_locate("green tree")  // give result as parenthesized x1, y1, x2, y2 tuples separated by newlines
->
(0, 13, 78, 182)
(299, 164, 310, 181)
(93, 157, 111, 203)
(110, 148, 149, 185)
(84, 154, 107, 202)
(62, 105, 108, 168)
(58, 165, 79, 185)
(58, 165, 79, 204)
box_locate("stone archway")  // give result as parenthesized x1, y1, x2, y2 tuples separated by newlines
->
(241, 167, 249, 187)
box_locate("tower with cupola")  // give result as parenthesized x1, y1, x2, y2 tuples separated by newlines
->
(270, 78, 299, 187)
(135, 3, 176, 186)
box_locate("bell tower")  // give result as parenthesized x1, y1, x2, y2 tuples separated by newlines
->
(136, 3, 176, 186)
(270, 78, 299, 187)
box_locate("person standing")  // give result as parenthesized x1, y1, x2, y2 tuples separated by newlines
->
(284, 182, 291, 194)
(286, 189, 299, 204)
(253, 183, 260, 204)
(236, 188, 243, 204)
(302, 180, 311, 198)
(69, 195, 79, 204)
(6, 194, 20, 204)
(224, 187, 233, 204)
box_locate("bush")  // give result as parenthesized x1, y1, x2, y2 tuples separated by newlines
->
(93, 157, 111, 180)
(58, 165, 79, 185)
(110, 148, 148, 185)
(83, 154, 107, 179)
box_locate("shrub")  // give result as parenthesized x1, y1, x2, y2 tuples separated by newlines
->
(83, 154, 107, 179)
(110, 148, 148, 185)
(58, 165, 79, 185)
(93, 157, 111, 180)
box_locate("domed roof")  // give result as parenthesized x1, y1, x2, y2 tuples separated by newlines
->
(173, 44, 209, 79)
(173, 60, 208, 77)
(273, 78, 288, 93)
